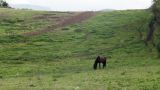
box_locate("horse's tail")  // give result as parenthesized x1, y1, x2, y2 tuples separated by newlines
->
(93, 61, 98, 70)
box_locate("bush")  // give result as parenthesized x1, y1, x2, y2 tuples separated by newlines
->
(74, 28, 83, 32)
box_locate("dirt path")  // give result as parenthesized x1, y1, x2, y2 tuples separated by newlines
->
(23, 12, 96, 37)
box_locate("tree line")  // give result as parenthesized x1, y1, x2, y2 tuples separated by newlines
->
(0, 0, 9, 8)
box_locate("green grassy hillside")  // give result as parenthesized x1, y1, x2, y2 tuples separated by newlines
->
(0, 8, 160, 90)
(0, 8, 73, 42)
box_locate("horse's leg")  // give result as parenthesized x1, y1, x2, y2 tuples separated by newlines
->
(99, 63, 101, 69)
(103, 61, 106, 69)
(93, 61, 98, 70)
(103, 63, 105, 69)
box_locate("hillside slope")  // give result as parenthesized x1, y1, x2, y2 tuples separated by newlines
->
(0, 9, 160, 89)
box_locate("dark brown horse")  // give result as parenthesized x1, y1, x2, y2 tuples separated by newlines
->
(93, 56, 107, 70)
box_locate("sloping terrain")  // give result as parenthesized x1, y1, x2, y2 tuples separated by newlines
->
(0, 8, 160, 90)
(0, 8, 74, 35)
(23, 12, 95, 36)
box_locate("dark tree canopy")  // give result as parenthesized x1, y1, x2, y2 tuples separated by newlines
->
(147, 0, 160, 40)
(0, 0, 9, 8)
(152, 0, 160, 23)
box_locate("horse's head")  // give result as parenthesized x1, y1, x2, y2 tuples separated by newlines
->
(93, 64, 97, 70)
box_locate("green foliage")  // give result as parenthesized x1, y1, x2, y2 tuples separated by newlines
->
(152, 0, 160, 13)
(152, 0, 160, 23)
(0, 0, 9, 8)
(150, 0, 160, 56)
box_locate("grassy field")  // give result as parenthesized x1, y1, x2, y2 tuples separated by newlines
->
(0, 8, 160, 90)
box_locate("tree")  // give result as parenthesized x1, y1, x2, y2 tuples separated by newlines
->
(146, 0, 160, 45)
(0, 0, 9, 8)
(146, 0, 160, 56)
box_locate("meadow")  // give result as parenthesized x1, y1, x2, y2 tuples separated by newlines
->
(0, 8, 160, 90)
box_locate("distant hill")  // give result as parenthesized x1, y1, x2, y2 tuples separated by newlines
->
(10, 4, 51, 11)
(100, 9, 115, 12)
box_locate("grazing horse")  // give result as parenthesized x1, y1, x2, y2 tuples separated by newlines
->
(93, 56, 107, 70)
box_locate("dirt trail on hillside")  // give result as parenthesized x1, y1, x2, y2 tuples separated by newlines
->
(23, 12, 95, 37)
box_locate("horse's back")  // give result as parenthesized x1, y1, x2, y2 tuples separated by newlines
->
(101, 56, 107, 60)
(97, 56, 107, 62)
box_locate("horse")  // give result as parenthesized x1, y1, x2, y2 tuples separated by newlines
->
(93, 56, 107, 70)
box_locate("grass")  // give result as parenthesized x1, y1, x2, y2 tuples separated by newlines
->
(0, 8, 72, 36)
(0, 8, 160, 90)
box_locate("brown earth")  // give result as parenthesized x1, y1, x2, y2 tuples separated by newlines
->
(23, 12, 96, 37)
